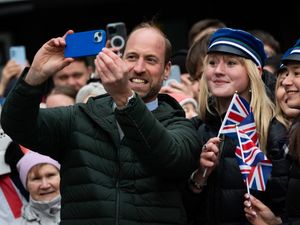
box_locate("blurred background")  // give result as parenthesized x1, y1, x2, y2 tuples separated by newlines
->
(0, 0, 299, 67)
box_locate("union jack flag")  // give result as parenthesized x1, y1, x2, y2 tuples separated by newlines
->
(235, 122, 272, 191)
(218, 93, 251, 138)
(218, 93, 272, 191)
(247, 160, 272, 191)
(238, 112, 259, 146)
(235, 129, 265, 166)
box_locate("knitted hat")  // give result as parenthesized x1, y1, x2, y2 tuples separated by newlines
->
(17, 151, 61, 190)
(168, 92, 198, 109)
(75, 82, 107, 103)
(282, 38, 300, 63)
(208, 28, 267, 67)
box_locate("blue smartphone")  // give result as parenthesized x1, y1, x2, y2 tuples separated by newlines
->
(64, 29, 106, 58)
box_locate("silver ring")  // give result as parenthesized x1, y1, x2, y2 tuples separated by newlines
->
(202, 144, 207, 150)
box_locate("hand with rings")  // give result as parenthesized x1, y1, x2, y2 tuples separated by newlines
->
(200, 137, 221, 176)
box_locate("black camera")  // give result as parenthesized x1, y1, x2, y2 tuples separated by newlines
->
(106, 22, 127, 53)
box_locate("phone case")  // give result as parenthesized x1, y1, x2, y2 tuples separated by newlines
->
(106, 22, 127, 51)
(9, 46, 26, 65)
(64, 29, 106, 58)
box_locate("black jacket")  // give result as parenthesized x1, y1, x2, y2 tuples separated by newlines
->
(282, 161, 300, 225)
(1, 71, 201, 225)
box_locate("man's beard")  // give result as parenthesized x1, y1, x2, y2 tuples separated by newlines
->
(140, 84, 162, 103)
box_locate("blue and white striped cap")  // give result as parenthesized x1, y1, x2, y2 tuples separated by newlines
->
(282, 38, 300, 63)
(208, 28, 267, 67)
(277, 48, 292, 73)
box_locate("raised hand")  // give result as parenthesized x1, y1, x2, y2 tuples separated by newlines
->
(94, 47, 133, 108)
(0, 60, 23, 96)
(25, 30, 75, 86)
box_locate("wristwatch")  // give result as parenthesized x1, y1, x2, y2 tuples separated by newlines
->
(116, 91, 135, 110)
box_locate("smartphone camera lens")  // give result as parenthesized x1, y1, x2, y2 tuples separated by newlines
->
(111, 35, 125, 49)
(94, 31, 103, 43)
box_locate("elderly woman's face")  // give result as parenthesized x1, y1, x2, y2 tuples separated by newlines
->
(27, 164, 60, 202)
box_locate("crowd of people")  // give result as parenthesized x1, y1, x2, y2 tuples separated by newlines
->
(0, 18, 299, 225)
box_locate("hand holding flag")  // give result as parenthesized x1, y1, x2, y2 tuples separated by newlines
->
(202, 93, 251, 177)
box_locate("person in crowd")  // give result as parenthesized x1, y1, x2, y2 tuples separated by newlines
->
(160, 19, 226, 102)
(168, 92, 198, 119)
(0, 60, 24, 97)
(160, 29, 215, 101)
(274, 62, 300, 130)
(170, 49, 189, 76)
(75, 81, 106, 103)
(260, 68, 277, 102)
(185, 30, 216, 100)
(0, 133, 27, 225)
(249, 29, 281, 58)
(184, 27, 288, 225)
(43, 85, 77, 108)
(51, 57, 93, 93)
(188, 18, 226, 48)
(244, 38, 300, 225)
(0, 101, 29, 225)
(249, 29, 282, 101)
(264, 54, 283, 75)
(11, 150, 61, 225)
(0, 22, 200, 225)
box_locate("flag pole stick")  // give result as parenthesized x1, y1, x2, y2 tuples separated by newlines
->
(236, 125, 250, 195)
(217, 93, 238, 138)
(202, 93, 237, 178)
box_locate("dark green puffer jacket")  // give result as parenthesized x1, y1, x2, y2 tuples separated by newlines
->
(1, 72, 201, 225)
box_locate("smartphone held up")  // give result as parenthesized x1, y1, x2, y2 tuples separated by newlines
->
(9, 46, 27, 67)
(163, 65, 181, 86)
(64, 29, 106, 58)
(106, 22, 127, 53)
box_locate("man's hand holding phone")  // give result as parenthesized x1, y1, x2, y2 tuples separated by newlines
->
(26, 30, 74, 86)
(94, 47, 133, 107)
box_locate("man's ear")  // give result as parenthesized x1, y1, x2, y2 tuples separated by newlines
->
(163, 61, 171, 81)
